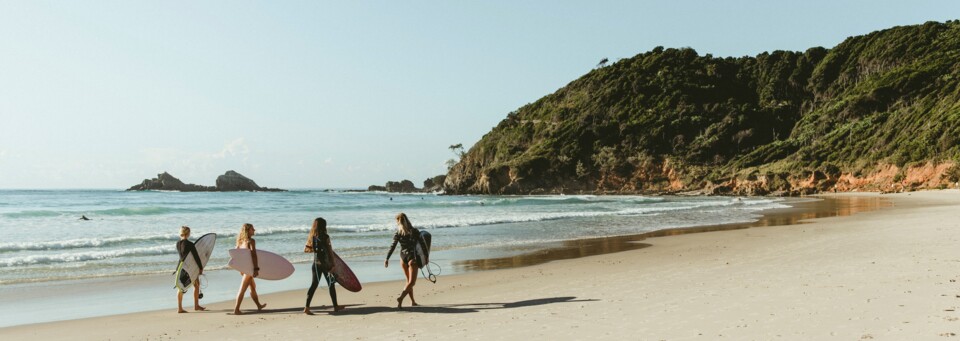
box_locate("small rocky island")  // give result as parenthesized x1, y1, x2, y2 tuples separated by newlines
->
(368, 175, 446, 193)
(127, 171, 286, 192)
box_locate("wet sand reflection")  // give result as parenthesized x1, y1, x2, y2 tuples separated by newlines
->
(453, 195, 890, 272)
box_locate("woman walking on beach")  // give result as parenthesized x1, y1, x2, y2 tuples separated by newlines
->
(384, 213, 428, 309)
(303, 217, 344, 314)
(233, 223, 267, 315)
(176, 226, 205, 313)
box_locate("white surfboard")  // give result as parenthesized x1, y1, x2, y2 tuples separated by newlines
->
(174, 233, 217, 293)
(228, 248, 295, 280)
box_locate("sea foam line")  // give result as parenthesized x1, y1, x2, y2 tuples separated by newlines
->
(0, 235, 180, 253)
(0, 245, 176, 267)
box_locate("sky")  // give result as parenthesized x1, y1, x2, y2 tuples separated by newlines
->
(0, 1, 958, 189)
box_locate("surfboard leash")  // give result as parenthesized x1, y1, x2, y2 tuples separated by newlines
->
(420, 262, 441, 283)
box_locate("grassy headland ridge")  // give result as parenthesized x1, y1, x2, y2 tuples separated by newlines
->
(444, 20, 960, 195)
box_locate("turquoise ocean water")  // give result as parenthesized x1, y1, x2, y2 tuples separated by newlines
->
(0, 189, 789, 326)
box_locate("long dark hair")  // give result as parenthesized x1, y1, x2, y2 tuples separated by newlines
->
(307, 217, 327, 248)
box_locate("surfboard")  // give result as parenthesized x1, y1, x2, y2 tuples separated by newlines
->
(415, 230, 431, 269)
(331, 253, 362, 292)
(174, 233, 217, 293)
(228, 248, 295, 280)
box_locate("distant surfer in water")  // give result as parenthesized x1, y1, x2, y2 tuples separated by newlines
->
(79, 215, 90, 221)
(176, 226, 205, 313)
(384, 213, 429, 309)
(303, 217, 344, 314)
(233, 223, 267, 315)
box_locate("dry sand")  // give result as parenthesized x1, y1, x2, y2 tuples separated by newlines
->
(3, 191, 960, 340)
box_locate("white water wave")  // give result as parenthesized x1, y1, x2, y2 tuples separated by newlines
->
(0, 245, 175, 267)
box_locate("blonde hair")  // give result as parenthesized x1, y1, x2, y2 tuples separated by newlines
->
(395, 213, 413, 236)
(179, 226, 191, 238)
(236, 223, 253, 247)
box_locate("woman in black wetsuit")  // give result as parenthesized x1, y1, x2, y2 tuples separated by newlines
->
(384, 213, 428, 309)
(304, 217, 344, 314)
(176, 226, 205, 313)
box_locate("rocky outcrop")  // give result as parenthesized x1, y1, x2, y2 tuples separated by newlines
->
(368, 175, 447, 193)
(422, 175, 446, 192)
(126, 172, 214, 191)
(386, 180, 418, 193)
(127, 171, 285, 192)
(215, 170, 284, 192)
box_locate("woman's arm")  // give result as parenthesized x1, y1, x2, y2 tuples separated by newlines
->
(384, 234, 399, 268)
(249, 239, 259, 278)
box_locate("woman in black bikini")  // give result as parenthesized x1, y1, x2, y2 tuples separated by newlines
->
(384, 212, 428, 309)
(303, 217, 344, 314)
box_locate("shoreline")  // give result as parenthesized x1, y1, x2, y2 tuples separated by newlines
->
(0, 195, 864, 328)
(0, 195, 816, 327)
(0, 192, 920, 337)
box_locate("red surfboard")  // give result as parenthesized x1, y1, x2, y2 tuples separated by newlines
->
(331, 253, 361, 292)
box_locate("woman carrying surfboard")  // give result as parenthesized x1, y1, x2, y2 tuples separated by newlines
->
(232, 223, 267, 315)
(176, 226, 205, 313)
(303, 217, 345, 314)
(384, 213, 429, 309)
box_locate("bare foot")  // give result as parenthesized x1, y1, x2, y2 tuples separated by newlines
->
(233, 310, 244, 315)
(194, 306, 206, 311)
(257, 303, 267, 311)
(334, 305, 346, 312)
(411, 302, 419, 307)
(178, 309, 187, 314)
(304, 308, 314, 315)
(396, 296, 403, 309)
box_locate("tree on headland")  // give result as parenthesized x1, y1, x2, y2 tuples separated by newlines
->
(446, 143, 466, 170)
(596, 58, 609, 68)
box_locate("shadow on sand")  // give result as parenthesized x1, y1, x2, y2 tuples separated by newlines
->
(325, 296, 596, 316)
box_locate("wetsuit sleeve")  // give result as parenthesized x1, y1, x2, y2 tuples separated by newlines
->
(177, 240, 187, 262)
(386, 233, 399, 260)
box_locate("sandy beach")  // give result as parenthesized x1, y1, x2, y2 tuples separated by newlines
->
(3, 191, 960, 340)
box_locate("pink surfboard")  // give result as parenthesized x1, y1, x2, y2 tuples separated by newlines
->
(331, 253, 361, 292)
(228, 248, 295, 280)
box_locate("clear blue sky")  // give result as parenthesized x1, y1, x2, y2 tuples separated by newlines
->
(1, 1, 957, 189)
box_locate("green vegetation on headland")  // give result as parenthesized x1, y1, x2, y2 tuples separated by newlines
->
(444, 20, 960, 195)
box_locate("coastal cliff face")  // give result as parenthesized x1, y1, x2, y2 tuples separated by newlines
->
(127, 171, 285, 192)
(445, 20, 960, 195)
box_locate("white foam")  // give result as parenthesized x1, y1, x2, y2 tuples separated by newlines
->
(0, 245, 175, 267)
(0, 234, 179, 252)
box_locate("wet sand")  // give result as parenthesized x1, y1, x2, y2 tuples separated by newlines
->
(3, 191, 959, 340)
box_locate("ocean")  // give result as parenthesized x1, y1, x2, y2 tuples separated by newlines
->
(0, 189, 791, 326)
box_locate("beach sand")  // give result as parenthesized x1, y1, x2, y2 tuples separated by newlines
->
(3, 191, 960, 340)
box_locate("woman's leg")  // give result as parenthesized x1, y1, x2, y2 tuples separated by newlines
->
(177, 289, 187, 313)
(397, 259, 411, 308)
(248, 277, 266, 310)
(322, 271, 343, 311)
(305, 264, 320, 314)
(233, 275, 250, 314)
(405, 259, 419, 306)
(193, 279, 206, 311)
